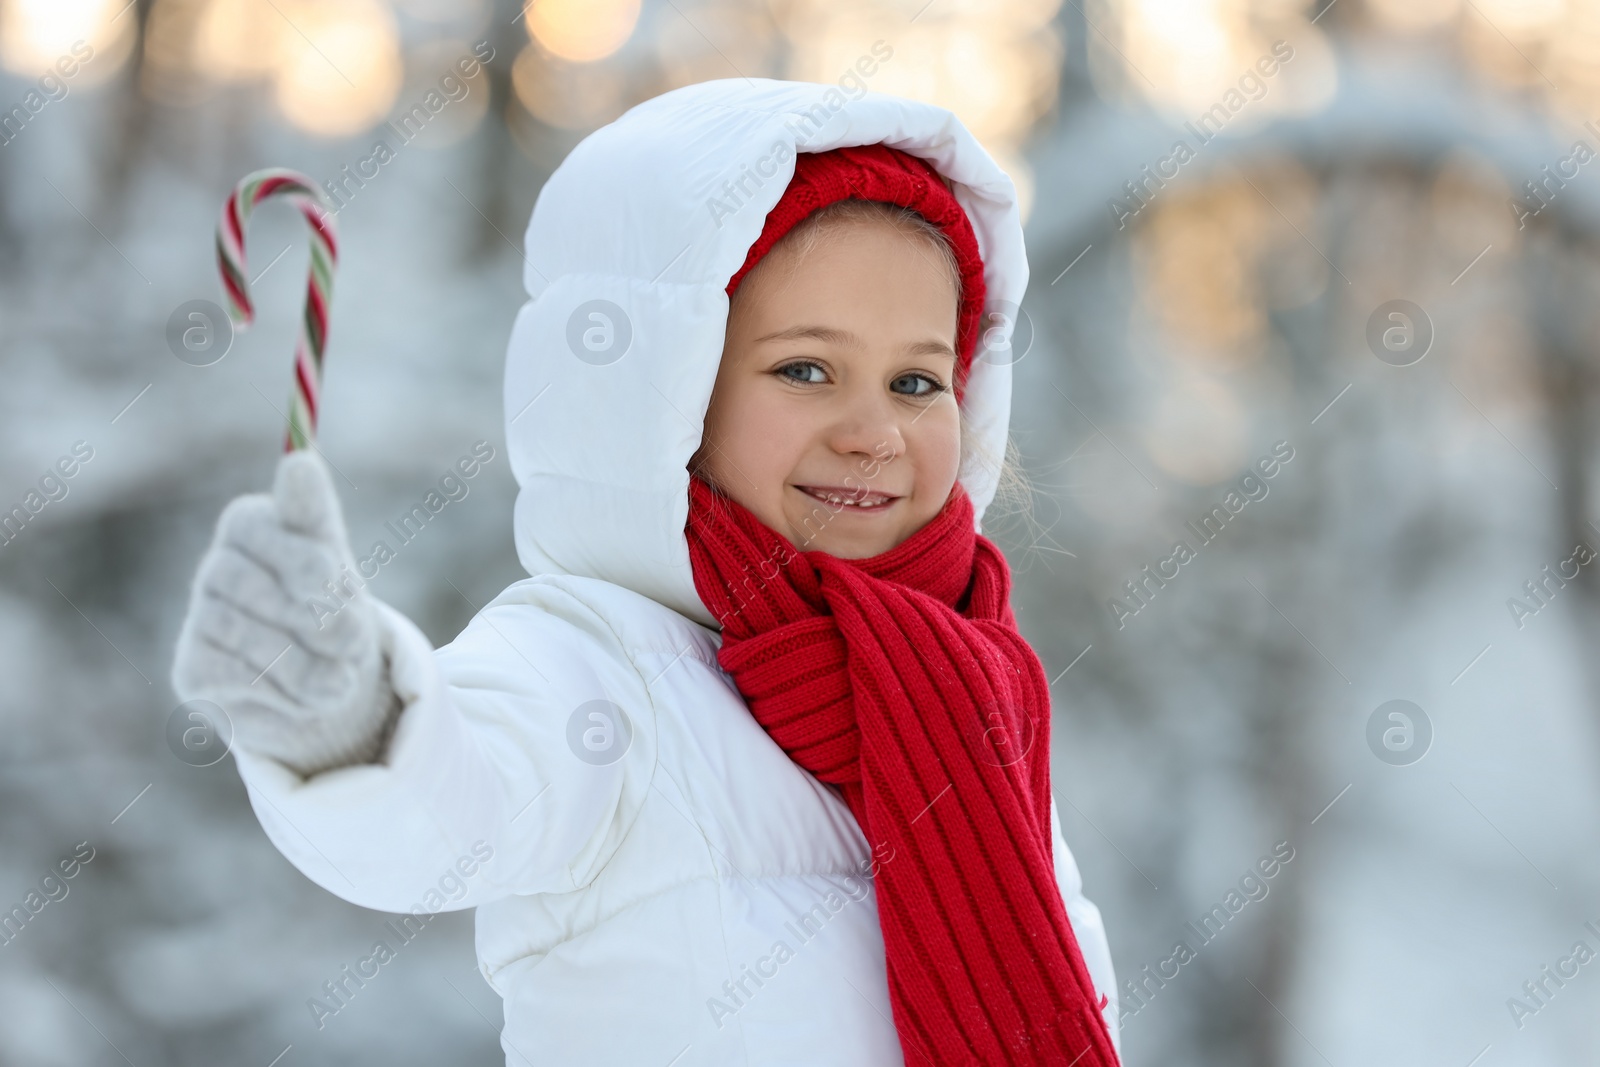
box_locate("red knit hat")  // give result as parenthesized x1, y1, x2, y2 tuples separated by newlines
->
(724, 143, 987, 402)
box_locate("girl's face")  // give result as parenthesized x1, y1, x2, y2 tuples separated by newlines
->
(693, 214, 962, 560)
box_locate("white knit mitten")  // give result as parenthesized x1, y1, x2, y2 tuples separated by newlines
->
(171, 450, 403, 779)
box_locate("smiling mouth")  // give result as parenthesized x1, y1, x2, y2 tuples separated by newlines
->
(794, 485, 899, 510)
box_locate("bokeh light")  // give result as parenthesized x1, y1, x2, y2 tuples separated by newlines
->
(1365, 0, 1461, 32)
(271, 0, 402, 138)
(1091, 0, 1339, 126)
(0, 0, 136, 88)
(511, 41, 633, 131)
(775, 0, 1064, 223)
(192, 0, 282, 83)
(524, 0, 641, 63)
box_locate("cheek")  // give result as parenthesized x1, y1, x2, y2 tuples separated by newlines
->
(705, 383, 805, 495)
(914, 405, 963, 495)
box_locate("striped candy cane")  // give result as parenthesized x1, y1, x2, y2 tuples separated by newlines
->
(215, 168, 338, 452)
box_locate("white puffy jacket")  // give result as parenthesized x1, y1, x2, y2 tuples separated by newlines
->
(232, 77, 1120, 1065)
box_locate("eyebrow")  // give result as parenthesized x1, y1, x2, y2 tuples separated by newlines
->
(751, 324, 955, 361)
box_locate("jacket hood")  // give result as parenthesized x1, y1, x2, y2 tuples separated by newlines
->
(503, 77, 1028, 631)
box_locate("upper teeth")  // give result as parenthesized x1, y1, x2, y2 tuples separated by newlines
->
(813, 489, 885, 507)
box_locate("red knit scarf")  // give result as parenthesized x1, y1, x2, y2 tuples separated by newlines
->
(685, 472, 1120, 1066)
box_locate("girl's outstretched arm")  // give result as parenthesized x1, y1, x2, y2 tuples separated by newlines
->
(228, 589, 656, 916)
(172, 452, 654, 916)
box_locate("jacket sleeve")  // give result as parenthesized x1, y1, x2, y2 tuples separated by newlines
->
(229, 586, 656, 916)
(1050, 795, 1122, 1057)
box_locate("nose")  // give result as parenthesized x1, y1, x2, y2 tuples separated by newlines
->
(823, 384, 905, 472)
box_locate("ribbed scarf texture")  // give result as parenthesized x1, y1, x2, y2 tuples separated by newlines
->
(685, 472, 1120, 1066)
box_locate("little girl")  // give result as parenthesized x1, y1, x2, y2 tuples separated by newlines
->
(172, 78, 1121, 1066)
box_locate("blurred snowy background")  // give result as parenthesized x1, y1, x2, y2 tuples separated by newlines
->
(2, 0, 1598, 1064)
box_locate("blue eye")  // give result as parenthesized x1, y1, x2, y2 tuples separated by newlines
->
(778, 360, 827, 384)
(893, 373, 946, 397)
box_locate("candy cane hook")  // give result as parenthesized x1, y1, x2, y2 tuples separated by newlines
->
(215, 168, 338, 452)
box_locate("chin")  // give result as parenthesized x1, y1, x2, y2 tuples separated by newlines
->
(805, 529, 899, 560)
